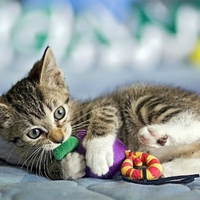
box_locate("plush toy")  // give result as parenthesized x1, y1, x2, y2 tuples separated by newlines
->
(121, 151, 163, 180)
(53, 130, 163, 180)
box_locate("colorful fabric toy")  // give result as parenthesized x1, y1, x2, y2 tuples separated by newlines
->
(121, 151, 163, 180)
(53, 130, 163, 180)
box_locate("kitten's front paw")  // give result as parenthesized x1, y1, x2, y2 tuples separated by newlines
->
(138, 125, 168, 147)
(61, 152, 86, 180)
(83, 136, 115, 176)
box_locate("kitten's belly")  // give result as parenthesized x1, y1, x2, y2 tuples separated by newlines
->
(0, 137, 23, 165)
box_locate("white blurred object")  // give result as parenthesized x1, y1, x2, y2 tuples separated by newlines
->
(0, 0, 200, 74)
(86, 5, 134, 70)
(67, 39, 96, 72)
(64, 14, 97, 72)
(48, 2, 74, 61)
(131, 25, 164, 70)
(0, 0, 21, 69)
(12, 10, 49, 55)
(162, 5, 199, 65)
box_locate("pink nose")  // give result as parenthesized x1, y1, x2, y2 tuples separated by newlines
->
(50, 129, 64, 144)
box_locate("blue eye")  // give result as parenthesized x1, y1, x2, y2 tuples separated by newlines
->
(54, 106, 66, 120)
(27, 128, 42, 139)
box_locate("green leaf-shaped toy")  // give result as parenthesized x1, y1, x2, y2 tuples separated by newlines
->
(53, 136, 79, 160)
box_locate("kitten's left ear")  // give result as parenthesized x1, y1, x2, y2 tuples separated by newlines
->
(29, 46, 66, 87)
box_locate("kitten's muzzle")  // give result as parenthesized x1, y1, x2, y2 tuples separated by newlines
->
(49, 129, 65, 144)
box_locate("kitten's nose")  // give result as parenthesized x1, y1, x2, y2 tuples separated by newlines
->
(50, 129, 64, 144)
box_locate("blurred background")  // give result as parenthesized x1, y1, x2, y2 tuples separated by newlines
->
(0, 0, 200, 99)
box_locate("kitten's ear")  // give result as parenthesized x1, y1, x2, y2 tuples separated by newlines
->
(0, 100, 12, 128)
(29, 46, 66, 87)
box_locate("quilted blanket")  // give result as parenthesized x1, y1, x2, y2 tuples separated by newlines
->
(1, 161, 200, 200)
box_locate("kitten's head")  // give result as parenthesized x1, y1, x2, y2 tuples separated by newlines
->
(0, 47, 71, 151)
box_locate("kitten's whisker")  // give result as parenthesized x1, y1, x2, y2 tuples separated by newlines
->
(34, 148, 44, 179)
(0, 141, 29, 170)
(71, 126, 90, 134)
(41, 150, 48, 179)
(40, 149, 49, 180)
(0, 141, 16, 162)
(70, 106, 104, 126)
(28, 147, 43, 180)
(5, 146, 17, 163)
(71, 128, 88, 133)
(70, 107, 99, 124)
(70, 99, 80, 103)
(30, 148, 41, 173)
(36, 150, 42, 179)
(43, 150, 52, 180)
(17, 148, 32, 166)
(20, 147, 41, 172)
(72, 119, 90, 127)
(72, 124, 90, 132)
(71, 121, 90, 130)
(45, 150, 55, 180)
(40, 150, 45, 178)
(69, 99, 82, 107)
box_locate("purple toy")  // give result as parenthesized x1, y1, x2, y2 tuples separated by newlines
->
(54, 130, 127, 179)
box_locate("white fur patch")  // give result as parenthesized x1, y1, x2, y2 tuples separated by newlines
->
(163, 158, 200, 177)
(138, 111, 200, 147)
(61, 152, 86, 179)
(83, 134, 115, 176)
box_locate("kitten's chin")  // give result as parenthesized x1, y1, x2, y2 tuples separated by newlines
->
(43, 135, 71, 151)
(43, 143, 61, 151)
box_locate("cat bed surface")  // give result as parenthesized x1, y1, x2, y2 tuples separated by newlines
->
(0, 163, 200, 200)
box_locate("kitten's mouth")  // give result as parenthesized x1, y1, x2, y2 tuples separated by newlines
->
(43, 143, 60, 151)
(51, 132, 71, 150)
(43, 125, 72, 151)
(43, 137, 68, 151)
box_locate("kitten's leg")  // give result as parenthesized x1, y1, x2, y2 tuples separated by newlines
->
(162, 157, 200, 177)
(144, 141, 200, 163)
(40, 152, 85, 180)
(143, 141, 200, 177)
(60, 152, 86, 180)
(138, 111, 200, 147)
(83, 105, 121, 176)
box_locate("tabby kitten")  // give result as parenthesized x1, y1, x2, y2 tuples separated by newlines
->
(1, 47, 200, 180)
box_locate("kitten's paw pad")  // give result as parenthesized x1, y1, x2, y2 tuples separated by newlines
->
(157, 135, 168, 146)
(84, 138, 114, 176)
(61, 152, 86, 180)
(138, 126, 168, 147)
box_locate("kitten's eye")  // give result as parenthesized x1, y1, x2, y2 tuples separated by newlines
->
(54, 106, 66, 120)
(27, 128, 42, 139)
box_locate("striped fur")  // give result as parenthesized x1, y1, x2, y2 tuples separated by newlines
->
(70, 84, 200, 150)
(1, 47, 200, 179)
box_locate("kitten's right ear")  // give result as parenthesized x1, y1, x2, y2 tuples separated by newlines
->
(0, 100, 12, 128)
(29, 46, 65, 87)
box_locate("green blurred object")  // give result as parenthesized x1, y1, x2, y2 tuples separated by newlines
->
(53, 136, 79, 160)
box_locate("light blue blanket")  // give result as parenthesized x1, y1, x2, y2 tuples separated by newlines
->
(1, 163, 200, 200)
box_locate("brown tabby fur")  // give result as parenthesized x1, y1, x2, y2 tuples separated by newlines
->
(0, 47, 200, 180)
